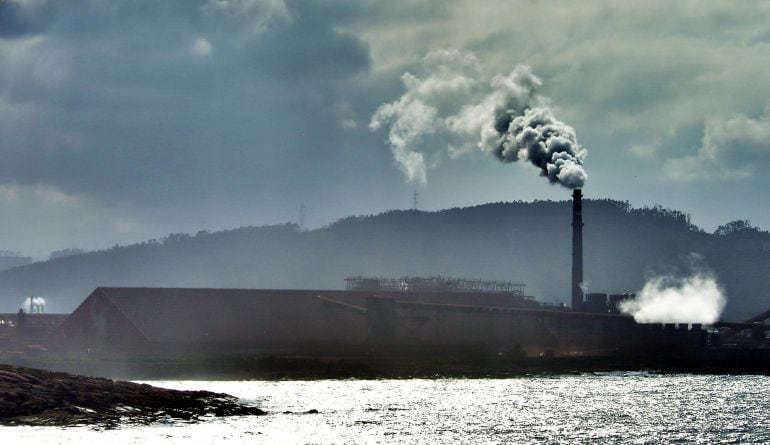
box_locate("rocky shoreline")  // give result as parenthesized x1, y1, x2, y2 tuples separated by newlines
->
(0, 364, 265, 427)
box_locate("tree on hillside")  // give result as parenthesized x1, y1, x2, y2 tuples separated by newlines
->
(715, 220, 761, 236)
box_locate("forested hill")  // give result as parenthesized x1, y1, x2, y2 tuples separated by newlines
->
(0, 252, 31, 273)
(0, 199, 768, 320)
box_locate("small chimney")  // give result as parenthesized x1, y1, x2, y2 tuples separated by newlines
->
(571, 189, 584, 311)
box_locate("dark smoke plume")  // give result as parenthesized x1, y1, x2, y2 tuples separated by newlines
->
(487, 107, 587, 189)
(371, 51, 587, 188)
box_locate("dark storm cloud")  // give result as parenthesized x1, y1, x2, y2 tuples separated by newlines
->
(0, 0, 395, 257)
(0, 0, 31, 37)
(2, 0, 770, 255)
(0, 0, 372, 212)
(0, 0, 50, 37)
(253, 10, 370, 81)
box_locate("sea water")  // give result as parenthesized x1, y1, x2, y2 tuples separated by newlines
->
(2, 373, 769, 444)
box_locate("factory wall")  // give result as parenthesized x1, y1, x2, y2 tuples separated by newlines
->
(58, 291, 369, 354)
(369, 298, 705, 356)
(0, 313, 68, 351)
(54, 287, 705, 357)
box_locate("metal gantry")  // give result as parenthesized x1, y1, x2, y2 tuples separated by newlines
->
(345, 275, 527, 297)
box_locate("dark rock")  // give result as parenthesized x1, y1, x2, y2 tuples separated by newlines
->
(0, 364, 266, 427)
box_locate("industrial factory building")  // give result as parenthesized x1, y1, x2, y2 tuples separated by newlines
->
(56, 284, 551, 355)
(0, 312, 67, 352)
(50, 189, 736, 359)
(32, 189, 769, 365)
(58, 288, 366, 353)
(53, 285, 714, 358)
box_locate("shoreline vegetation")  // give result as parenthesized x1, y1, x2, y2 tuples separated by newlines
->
(0, 364, 265, 427)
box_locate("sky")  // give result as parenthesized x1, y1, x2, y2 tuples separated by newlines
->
(1, 0, 770, 257)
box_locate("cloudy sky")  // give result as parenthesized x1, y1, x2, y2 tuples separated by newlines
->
(1, 0, 770, 257)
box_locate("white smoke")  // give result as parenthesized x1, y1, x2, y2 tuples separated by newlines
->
(370, 49, 481, 184)
(20, 296, 46, 312)
(370, 50, 587, 188)
(619, 264, 726, 324)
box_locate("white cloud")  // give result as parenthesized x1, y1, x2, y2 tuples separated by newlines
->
(665, 111, 770, 181)
(32, 184, 81, 206)
(0, 185, 19, 202)
(0, 184, 81, 206)
(190, 37, 213, 57)
(626, 140, 661, 160)
(112, 220, 138, 234)
(333, 101, 358, 130)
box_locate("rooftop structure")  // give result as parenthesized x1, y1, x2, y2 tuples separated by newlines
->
(345, 276, 527, 297)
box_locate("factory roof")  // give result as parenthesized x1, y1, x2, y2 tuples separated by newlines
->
(57, 286, 542, 350)
(80, 287, 361, 344)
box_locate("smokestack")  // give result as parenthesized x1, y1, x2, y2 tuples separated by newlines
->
(572, 189, 584, 311)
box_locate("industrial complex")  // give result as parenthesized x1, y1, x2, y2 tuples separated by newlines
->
(1, 189, 769, 374)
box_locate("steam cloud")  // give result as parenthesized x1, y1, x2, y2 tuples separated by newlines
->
(20, 296, 46, 312)
(370, 50, 587, 188)
(619, 262, 726, 324)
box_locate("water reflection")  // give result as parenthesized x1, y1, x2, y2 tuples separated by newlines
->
(2, 374, 769, 444)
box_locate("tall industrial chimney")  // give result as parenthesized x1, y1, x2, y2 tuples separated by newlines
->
(571, 189, 584, 311)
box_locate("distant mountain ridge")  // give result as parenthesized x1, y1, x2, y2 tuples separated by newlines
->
(0, 252, 32, 274)
(0, 199, 768, 320)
